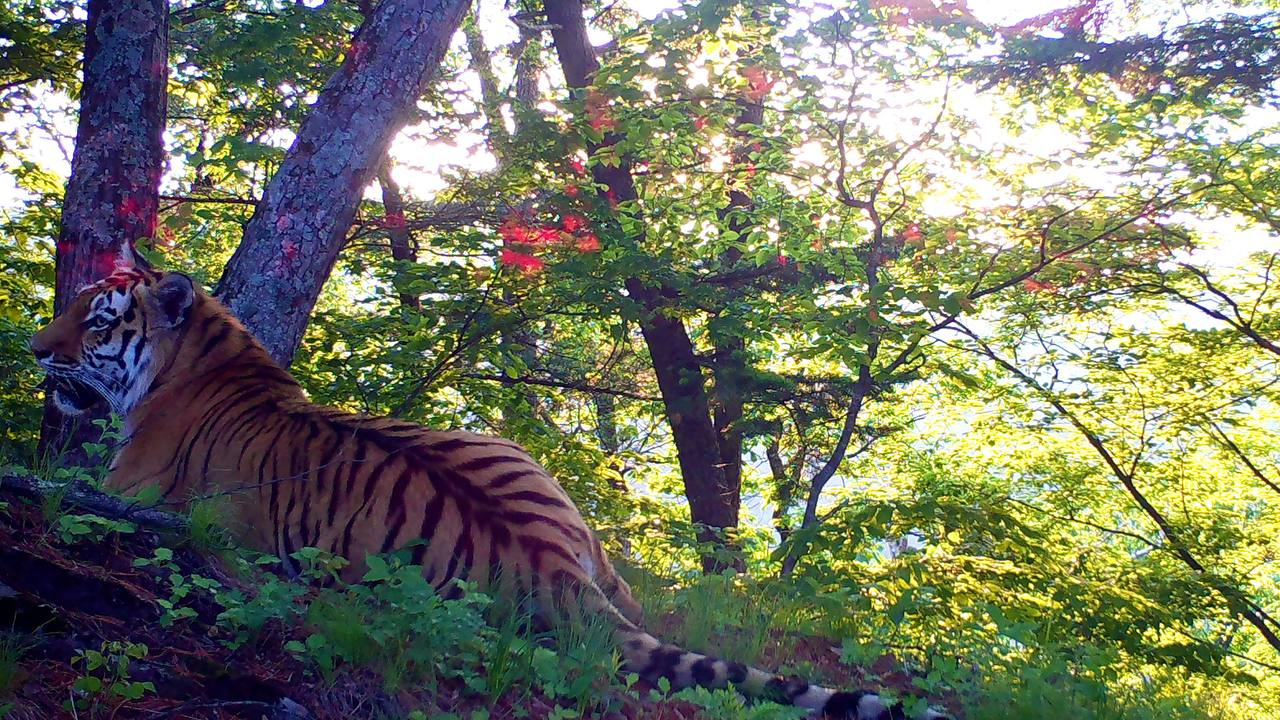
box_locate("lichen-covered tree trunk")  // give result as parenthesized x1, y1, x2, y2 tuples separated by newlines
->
(545, 0, 742, 572)
(40, 0, 168, 461)
(215, 0, 470, 366)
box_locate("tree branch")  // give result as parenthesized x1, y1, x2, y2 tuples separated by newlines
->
(461, 372, 661, 402)
(1, 474, 188, 531)
(955, 323, 1280, 653)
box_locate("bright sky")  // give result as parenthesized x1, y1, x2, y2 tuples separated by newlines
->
(387, 0, 1077, 199)
(2, 0, 1275, 272)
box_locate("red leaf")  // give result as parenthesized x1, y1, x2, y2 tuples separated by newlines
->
(499, 217, 531, 244)
(586, 89, 617, 132)
(1022, 278, 1057, 293)
(742, 66, 776, 102)
(561, 214, 587, 233)
(531, 227, 563, 245)
(500, 248, 544, 273)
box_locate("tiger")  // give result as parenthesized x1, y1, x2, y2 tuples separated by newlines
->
(30, 261, 949, 720)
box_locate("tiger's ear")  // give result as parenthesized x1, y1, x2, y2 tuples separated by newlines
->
(149, 272, 195, 328)
(115, 245, 136, 271)
(114, 243, 153, 272)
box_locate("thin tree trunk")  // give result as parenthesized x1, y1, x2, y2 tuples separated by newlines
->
(375, 162, 420, 311)
(462, 8, 547, 425)
(512, 17, 543, 118)
(545, 0, 740, 572)
(766, 439, 794, 545)
(706, 92, 767, 568)
(40, 0, 168, 463)
(779, 367, 875, 577)
(463, 7, 511, 159)
(593, 393, 629, 492)
(215, 0, 470, 366)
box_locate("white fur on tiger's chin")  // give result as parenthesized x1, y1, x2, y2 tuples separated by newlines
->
(51, 387, 89, 416)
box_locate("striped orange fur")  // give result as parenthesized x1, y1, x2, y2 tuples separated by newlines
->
(30, 266, 948, 720)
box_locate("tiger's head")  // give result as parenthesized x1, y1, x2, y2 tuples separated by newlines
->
(30, 262, 196, 418)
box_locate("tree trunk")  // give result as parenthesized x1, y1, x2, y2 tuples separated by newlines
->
(545, 0, 742, 572)
(779, 366, 873, 577)
(462, 9, 549, 427)
(376, 162, 420, 311)
(39, 0, 168, 463)
(706, 94, 766, 562)
(766, 439, 796, 547)
(215, 0, 470, 366)
(462, 8, 512, 159)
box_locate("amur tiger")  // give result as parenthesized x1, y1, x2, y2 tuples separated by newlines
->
(30, 262, 949, 720)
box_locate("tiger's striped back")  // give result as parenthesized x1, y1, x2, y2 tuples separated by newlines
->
(31, 267, 947, 720)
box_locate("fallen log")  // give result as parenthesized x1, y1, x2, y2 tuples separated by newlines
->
(0, 474, 188, 531)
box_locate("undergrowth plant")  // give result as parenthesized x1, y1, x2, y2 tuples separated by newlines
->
(0, 628, 33, 700)
(3, 439, 1275, 720)
(67, 640, 154, 716)
(535, 593, 627, 716)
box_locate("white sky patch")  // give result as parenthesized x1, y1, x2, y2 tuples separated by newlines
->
(385, 128, 497, 201)
(1181, 215, 1280, 268)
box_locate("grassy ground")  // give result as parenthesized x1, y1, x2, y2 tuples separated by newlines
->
(0, 486, 943, 720)
(0, 483, 1272, 720)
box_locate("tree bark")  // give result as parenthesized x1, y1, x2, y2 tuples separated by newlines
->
(40, 0, 168, 462)
(545, 0, 741, 572)
(215, 0, 470, 366)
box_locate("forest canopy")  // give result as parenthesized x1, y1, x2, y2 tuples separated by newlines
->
(1, 0, 1279, 718)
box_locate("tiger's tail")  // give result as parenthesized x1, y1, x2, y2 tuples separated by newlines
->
(616, 627, 949, 720)
(565, 575, 950, 720)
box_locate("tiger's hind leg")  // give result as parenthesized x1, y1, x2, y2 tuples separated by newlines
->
(589, 539, 644, 625)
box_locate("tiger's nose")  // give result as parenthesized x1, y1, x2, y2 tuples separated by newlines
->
(29, 334, 55, 361)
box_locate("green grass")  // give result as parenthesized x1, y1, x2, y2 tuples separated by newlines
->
(0, 628, 33, 699)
